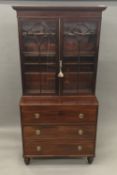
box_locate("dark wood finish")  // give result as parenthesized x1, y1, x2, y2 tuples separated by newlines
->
(23, 125, 96, 139)
(14, 6, 106, 96)
(87, 156, 94, 164)
(21, 109, 97, 124)
(20, 96, 98, 162)
(13, 6, 106, 164)
(24, 139, 95, 156)
(24, 157, 30, 165)
(20, 96, 98, 105)
(21, 96, 98, 124)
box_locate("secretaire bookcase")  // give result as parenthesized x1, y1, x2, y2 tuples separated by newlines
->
(13, 6, 106, 165)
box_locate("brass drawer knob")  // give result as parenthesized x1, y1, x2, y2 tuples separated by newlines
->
(35, 129, 40, 135)
(79, 113, 84, 119)
(78, 129, 83, 135)
(34, 113, 40, 119)
(36, 146, 41, 152)
(77, 145, 82, 151)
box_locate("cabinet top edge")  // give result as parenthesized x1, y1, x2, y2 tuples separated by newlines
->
(20, 96, 99, 106)
(13, 6, 107, 12)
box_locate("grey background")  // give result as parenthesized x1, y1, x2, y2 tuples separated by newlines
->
(0, 2, 117, 174)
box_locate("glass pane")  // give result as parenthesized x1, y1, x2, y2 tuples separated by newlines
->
(78, 73, 93, 94)
(21, 19, 58, 95)
(62, 20, 97, 95)
(24, 72, 41, 94)
(63, 21, 97, 57)
(41, 73, 57, 94)
(63, 73, 78, 94)
(22, 20, 57, 57)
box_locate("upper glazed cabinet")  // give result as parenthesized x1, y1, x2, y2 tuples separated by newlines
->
(16, 7, 105, 95)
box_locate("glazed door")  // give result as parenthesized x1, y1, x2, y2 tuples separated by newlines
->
(20, 18, 59, 95)
(61, 19, 98, 95)
(19, 17, 99, 96)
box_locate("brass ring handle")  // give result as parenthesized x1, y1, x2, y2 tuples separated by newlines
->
(35, 129, 41, 136)
(79, 113, 84, 119)
(78, 129, 83, 135)
(36, 146, 41, 152)
(77, 145, 82, 151)
(34, 113, 40, 119)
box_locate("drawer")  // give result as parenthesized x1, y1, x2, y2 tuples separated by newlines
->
(24, 139, 95, 156)
(23, 125, 96, 140)
(21, 109, 97, 124)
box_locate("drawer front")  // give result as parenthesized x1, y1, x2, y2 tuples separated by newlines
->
(21, 108, 97, 124)
(23, 125, 96, 139)
(24, 139, 95, 156)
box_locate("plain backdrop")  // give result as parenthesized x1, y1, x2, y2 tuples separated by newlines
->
(0, 2, 117, 175)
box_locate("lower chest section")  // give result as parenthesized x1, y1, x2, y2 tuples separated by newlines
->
(20, 96, 98, 157)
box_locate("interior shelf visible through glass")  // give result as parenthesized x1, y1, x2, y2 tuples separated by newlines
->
(62, 72, 94, 95)
(24, 72, 57, 95)
(63, 21, 97, 57)
(22, 20, 57, 58)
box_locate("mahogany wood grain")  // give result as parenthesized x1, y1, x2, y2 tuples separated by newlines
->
(20, 96, 98, 105)
(13, 6, 106, 164)
(24, 139, 95, 156)
(21, 109, 97, 124)
(23, 125, 96, 139)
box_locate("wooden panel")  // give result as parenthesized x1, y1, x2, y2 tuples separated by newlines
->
(13, 6, 106, 19)
(24, 139, 95, 156)
(20, 96, 98, 106)
(21, 108, 97, 124)
(23, 125, 96, 139)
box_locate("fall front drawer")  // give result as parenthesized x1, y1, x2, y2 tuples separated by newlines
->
(24, 139, 95, 156)
(23, 125, 96, 139)
(21, 109, 97, 124)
